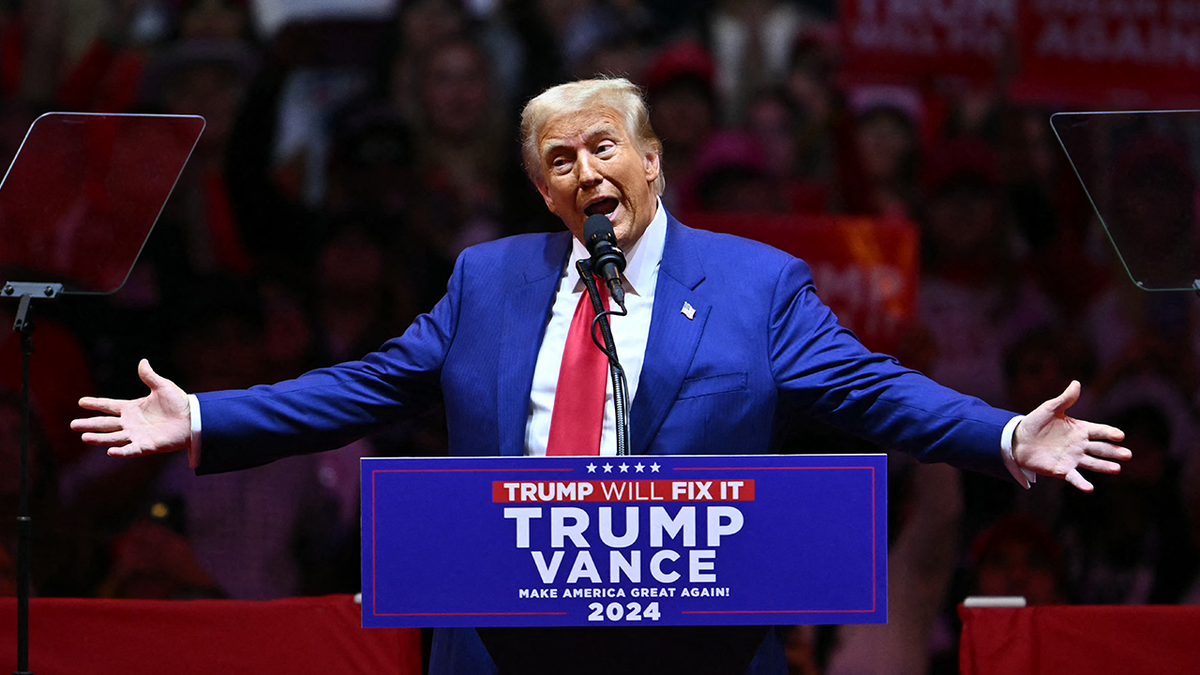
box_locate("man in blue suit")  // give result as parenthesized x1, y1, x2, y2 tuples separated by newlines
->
(74, 78, 1128, 673)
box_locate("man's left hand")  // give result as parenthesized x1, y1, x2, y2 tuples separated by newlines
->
(1013, 380, 1130, 492)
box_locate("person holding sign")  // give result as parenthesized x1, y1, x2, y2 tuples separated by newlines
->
(73, 78, 1129, 674)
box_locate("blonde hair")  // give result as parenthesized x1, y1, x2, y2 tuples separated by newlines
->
(520, 77, 665, 195)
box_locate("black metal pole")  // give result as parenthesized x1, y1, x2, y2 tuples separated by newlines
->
(576, 261, 630, 456)
(5, 283, 55, 675)
(12, 292, 34, 675)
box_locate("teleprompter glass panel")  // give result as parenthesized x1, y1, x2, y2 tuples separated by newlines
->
(1052, 111, 1200, 292)
(0, 113, 204, 294)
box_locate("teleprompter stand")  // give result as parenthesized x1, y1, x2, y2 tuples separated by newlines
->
(1, 283, 60, 675)
(0, 112, 205, 674)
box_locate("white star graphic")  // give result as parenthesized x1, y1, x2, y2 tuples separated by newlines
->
(619, 463, 629, 473)
(634, 463, 645, 473)
(586, 463, 597, 473)
(603, 463, 613, 473)
(650, 462, 661, 473)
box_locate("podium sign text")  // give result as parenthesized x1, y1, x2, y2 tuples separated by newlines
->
(361, 454, 887, 627)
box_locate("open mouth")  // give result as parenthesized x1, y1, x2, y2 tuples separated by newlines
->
(584, 197, 619, 217)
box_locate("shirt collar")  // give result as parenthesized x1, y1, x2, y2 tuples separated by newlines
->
(568, 199, 666, 296)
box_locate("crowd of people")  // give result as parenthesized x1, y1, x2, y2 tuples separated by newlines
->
(3, 0, 1200, 673)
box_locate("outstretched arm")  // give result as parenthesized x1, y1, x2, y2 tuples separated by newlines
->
(1012, 380, 1130, 492)
(71, 359, 191, 458)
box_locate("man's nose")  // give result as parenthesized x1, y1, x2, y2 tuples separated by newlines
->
(576, 152, 602, 187)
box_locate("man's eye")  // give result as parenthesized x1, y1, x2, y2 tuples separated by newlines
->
(596, 142, 615, 155)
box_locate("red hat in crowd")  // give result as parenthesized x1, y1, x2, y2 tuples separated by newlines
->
(644, 41, 715, 98)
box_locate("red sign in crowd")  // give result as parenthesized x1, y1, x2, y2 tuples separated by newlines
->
(1013, 0, 1200, 106)
(684, 213, 918, 355)
(839, 0, 1014, 84)
(839, 0, 1200, 107)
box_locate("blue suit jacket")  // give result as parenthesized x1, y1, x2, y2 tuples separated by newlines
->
(194, 213, 1016, 673)
(196, 212, 1014, 476)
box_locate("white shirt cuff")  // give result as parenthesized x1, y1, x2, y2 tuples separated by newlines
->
(1000, 414, 1036, 488)
(187, 394, 202, 469)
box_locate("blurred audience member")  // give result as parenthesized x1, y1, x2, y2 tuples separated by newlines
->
(1058, 404, 1199, 604)
(98, 518, 223, 599)
(995, 106, 1107, 320)
(780, 625, 823, 675)
(58, 0, 253, 113)
(706, 0, 819, 124)
(312, 225, 413, 363)
(994, 106, 1063, 250)
(645, 41, 717, 210)
(568, 11, 648, 84)
(839, 85, 921, 218)
(138, 39, 260, 300)
(1004, 329, 1096, 416)
(505, 0, 599, 99)
(388, 0, 468, 121)
(0, 313, 97, 469)
(6, 0, 68, 103)
(679, 131, 785, 214)
(783, 27, 842, 186)
(326, 109, 415, 218)
(175, 0, 250, 42)
(259, 277, 317, 381)
(0, 393, 83, 596)
(1181, 444, 1200, 604)
(0, 101, 39, 172)
(407, 35, 504, 261)
(222, 21, 399, 270)
(0, 2, 21, 101)
(745, 86, 829, 212)
(916, 137, 1054, 407)
(970, 513, 1068, 605)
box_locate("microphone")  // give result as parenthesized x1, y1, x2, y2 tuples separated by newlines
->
(583, 214, 627, 311)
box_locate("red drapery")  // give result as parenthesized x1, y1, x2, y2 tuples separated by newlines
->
(960, 604, 1200, 675)
(0, 595, 421, 675)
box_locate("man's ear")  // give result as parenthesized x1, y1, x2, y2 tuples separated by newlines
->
(644, 151, 661, 186)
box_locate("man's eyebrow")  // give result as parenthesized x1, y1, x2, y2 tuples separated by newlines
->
(540, 123, 621, 159)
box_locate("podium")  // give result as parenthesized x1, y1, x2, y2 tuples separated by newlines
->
(361, 454, 888, 673)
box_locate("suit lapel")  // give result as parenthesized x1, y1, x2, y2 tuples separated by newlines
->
(496, 233, 572, 456)
(630, 215, 708, 455)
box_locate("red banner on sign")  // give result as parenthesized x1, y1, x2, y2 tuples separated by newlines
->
(492, 480, 757, 503)
(839, 0, 1012, 84)
(1012, 0, 1200, 107)
(683, 213, 918, 354)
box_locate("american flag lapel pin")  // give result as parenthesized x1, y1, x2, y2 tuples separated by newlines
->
(681, 301, 696, 320)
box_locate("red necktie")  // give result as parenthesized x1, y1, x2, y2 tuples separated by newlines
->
(546, 281, 610, 455)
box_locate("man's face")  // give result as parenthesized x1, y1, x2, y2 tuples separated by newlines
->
(534, 107, 660, 249)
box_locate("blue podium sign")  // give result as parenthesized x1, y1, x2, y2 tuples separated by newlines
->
(361, 454, 886, 628)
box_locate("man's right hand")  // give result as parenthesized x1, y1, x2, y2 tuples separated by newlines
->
(71, 359, 191, 458)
